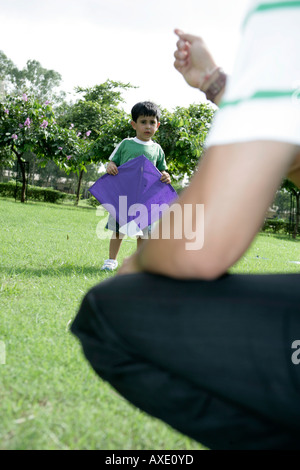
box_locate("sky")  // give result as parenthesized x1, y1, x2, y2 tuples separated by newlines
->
(0, 0, 249, 113)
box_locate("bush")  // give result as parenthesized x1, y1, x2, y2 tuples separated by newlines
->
(262, 218, 299, 236)
(0, 181, 76, 203)
(85, 195, 100, 207)
(262, 218, 286, 233)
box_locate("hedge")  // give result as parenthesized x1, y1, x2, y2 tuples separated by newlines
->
(262, 218, 299, 236)
(0, 181, 76, 204)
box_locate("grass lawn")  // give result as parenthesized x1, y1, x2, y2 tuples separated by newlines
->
(0, 197, 299, 450)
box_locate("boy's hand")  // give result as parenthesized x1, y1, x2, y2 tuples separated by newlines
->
(107, 161, 118, 175)
(160, 171, 171, 184)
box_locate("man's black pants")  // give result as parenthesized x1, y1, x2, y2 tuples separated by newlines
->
(71, 272, 300, 449)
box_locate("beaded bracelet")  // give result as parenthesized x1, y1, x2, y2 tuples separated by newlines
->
(205, 69, 227, 103)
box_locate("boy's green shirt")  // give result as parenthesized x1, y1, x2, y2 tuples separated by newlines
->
(109, 137, 168, 171)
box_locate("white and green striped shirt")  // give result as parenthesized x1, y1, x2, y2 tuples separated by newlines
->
(206, 0, 300, 146)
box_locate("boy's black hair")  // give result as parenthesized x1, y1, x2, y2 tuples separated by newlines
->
(131, 101, 161, 122)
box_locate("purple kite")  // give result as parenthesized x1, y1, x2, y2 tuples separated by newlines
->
(89, 155, 178, 236)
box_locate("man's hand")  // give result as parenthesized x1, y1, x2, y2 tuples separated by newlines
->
(160, 170, 171, 184)
(117, 253, 141, 276)
(173, 29, 217, 90)
(107, 161, 118, 175)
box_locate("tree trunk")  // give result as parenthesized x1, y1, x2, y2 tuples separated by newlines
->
(293, 191, 300, 239)
(75, 169, 84, 206)
(30, 156, 36, 186)
(16, 154, 27, 203)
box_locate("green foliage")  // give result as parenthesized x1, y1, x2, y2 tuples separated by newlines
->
(273, 188, 291, 214)
(0, 93, 55, 157)
(15, 60, 63, 102)
(156, 103, 215, 176)
(57, 100, 102, 140)
(262, 218, 300, 236)
(74, 80, 136, 106)
(0, 146, 14, 168)
(0, 92, 92, 174)
(0, 50, 65, 103)
(57, 80, 135, 164)
(0, 181, 76, 203)
(0, 51, 16, 83)
(89, 111, 134, 161)
(281, 179, 300, 238)
(85, 195, 100, 207)
(281, 178, 300, 195)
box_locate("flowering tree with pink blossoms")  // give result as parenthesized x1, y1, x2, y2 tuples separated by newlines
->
(0, 92, 92, 202)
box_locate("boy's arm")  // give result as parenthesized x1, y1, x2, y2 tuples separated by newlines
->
(106, 140, 125, 174)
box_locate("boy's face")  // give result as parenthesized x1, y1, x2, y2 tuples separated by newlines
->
(131, 115, 160, 142)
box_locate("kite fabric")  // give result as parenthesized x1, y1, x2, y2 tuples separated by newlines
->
(89, 155, 178, 236)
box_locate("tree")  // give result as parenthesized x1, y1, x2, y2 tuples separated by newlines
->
(281, 179, 300, 238)
(17, 59, 64, 103)
(57, 80, 136, 138)
(0, 50, 65, 104)
(75, 80, 136, 107)
(0, 92, 91, 202)
(89, 111, 134, 161)
(0, 51, 16, 83)
(156, 103, 215, 178)
(56, 80, 136, 202)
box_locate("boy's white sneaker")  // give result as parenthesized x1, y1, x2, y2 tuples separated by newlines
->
(101, 259, 118, 271)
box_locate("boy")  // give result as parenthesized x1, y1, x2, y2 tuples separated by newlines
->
(101, 101, 171, 271)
